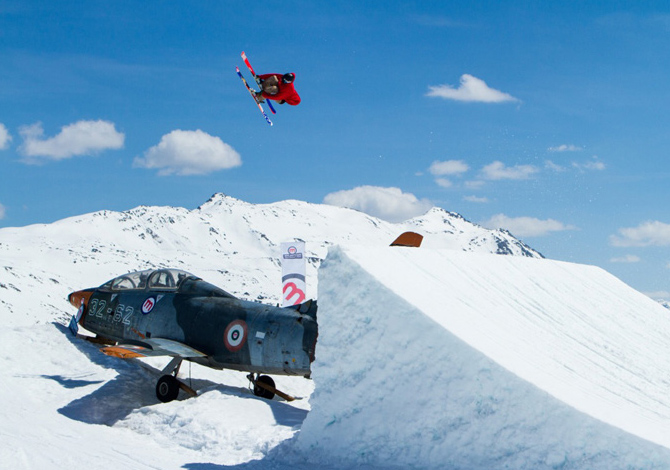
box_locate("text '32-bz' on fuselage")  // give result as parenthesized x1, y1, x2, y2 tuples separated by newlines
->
(68, 268, 318, 402)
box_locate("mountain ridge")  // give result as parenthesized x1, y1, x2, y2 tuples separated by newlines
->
(0, 193, 541, 326)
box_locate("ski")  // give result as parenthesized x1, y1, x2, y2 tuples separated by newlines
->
(236, 66, 273, 126)
(241, 51, 276, 114)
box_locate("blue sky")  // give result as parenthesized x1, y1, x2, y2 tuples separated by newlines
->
(1, 1, 670, 299)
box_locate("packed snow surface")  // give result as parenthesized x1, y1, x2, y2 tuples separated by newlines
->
(3, 196, 670, 468)
(298, 246, 670, 468)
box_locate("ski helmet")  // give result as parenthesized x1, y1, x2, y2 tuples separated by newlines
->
(282, 73, 295, 84)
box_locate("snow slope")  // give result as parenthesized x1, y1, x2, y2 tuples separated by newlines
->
(0, 322, 313, 469)
(297, 246, 670, 469)
(3, 196, 670, 469)
(0, 194, 539, 327)
(0, 195, 545, 469)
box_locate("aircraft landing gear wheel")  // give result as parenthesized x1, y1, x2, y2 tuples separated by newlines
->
(253, 375, 276, 400)
(156, 375, 180, 403)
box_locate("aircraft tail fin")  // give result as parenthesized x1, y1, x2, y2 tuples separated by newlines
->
(287, 299, 318, 321)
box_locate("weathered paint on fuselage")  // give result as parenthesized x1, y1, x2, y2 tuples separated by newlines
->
(76, 271, 317, 377)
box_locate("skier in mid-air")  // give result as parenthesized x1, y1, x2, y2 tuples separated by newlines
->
(254, 73, 301, 106)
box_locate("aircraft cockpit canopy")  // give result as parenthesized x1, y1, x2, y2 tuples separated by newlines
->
(100, 269, 201, 292)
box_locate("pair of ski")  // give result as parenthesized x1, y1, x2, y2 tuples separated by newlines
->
(236, 51, 276, 126)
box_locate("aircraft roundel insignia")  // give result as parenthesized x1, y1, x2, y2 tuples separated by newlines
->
(141, 296, 156, 315)
(224, 320, 248, 352)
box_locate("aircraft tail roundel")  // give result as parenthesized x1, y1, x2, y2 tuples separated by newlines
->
(281, 241, 307, 307)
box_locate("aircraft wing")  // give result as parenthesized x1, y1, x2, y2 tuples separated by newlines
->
(102, 338, 207, 359)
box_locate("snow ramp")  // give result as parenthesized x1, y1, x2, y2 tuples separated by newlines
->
(296, 246, 670, 469)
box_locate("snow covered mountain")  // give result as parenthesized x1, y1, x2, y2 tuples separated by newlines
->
(3, 194, 670, 469)
(0, 193, 540, 326)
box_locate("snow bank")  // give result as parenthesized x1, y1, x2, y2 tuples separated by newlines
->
(6, 233, 670, 469)
(0, 322, 312, 469)
(296, 246, 670, 469)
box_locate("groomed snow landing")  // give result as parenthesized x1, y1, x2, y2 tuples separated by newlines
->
(297, 246, 670, 469)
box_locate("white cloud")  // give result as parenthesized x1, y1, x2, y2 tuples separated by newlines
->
(19, 120, 124, 163)
(0, 203, 5, 220)
(465, 180, 485, 190)
(610, 221, 670, 247)
(463, 195, 489, 203)
(134, 130, 242, 176)
(548, 144, 583, 152)
(545, 160, 567, 172)
(429, 159, 469, 176)
(547, 157, 604, 172)
(323, 186, 433, 223)
(482, 213, 577, 237)
(644, 290, 670, 301)
(430, 160, 469, 189)
(481, 161, 538, 180)
(572, 157, 606, 171)
(435, 178, 453, 188)
(426, 74, 519, 103)
(610, 255, 641, 263)
(0, 124, 11, 150)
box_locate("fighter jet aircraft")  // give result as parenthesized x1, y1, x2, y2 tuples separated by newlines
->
(67, 268, 318, 402)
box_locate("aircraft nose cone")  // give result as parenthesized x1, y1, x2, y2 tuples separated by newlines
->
(68, 289, 93, 308)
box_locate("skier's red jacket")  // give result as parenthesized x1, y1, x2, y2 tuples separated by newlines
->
(258, 73, 301, 105)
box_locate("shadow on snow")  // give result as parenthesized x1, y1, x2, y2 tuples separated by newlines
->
(52, 323, 308, 429)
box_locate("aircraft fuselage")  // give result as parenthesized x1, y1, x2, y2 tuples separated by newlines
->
(70, 269, 317, 377)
